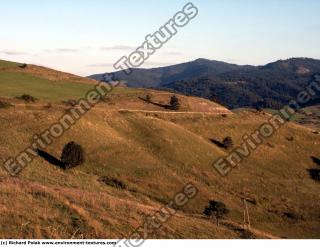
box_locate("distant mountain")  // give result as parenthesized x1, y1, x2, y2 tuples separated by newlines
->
(89, 58, 320, 109)
(89, 58, 253, 88)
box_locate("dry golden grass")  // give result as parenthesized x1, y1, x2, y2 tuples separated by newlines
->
(0, 84, 319, 238)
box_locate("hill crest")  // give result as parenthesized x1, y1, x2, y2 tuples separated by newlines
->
(0, 59, 96, 84)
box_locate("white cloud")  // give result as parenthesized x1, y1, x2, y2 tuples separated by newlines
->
(101, 45, 136, 51)
(44, 48, 79, 53)
(0, 50, 28, 55)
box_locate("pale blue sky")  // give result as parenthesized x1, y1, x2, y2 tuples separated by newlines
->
(0, 0, 319, 75)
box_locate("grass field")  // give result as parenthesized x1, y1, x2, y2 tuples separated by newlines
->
(0, 100, 319, 238)
(0, 71, 140, 101)
(0, 59, 139, 101)
(0, 61, 319, 239)
(0, 60, 21, 69)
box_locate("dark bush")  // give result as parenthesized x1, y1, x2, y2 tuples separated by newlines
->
(283, 211, 299, 221)
(145, 94, 151, 103)
(308, 169, 320, 182)
(240, 230, 256, 239)
(286, 136, 294, 142)
(223, 137, 234, 149)
(63, 99, 78, 107)
(60, 142, 85, 169)
(169, 95, 180, 110)
(19, 63, 28, 69)
(203, 200, 229, 226)
(254, 99, 265, 112)
(98, 176, 127, 190)
(16, 94, 37, 103)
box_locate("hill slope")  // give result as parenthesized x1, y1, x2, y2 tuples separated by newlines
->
(0, 59, 136, 101)
(0, 97, 319, 239)
(0, 59, 96, 84)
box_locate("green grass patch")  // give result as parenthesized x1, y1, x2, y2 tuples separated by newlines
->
(0, 60, 20, 69)
(0, 71, 137, 101)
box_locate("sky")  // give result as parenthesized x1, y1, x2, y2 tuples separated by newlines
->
(0, 0, 320, 76)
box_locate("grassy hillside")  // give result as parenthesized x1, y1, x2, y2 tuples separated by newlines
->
(0, 59, 139, 101)
(0, 60, 21, 69)
(0, 71, 95, 101)
(0, 59, 96, 84)
(0, 99, 319, 238)
(0, 61, 319, 239)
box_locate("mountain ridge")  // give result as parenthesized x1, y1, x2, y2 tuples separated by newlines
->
(89, 57, 320, 109)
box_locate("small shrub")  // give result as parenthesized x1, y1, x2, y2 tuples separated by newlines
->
(240, 230, 256, 239)
(203, 200, 229, 226)
(222, 137, 234, 149)
(169, 95, 180, 110)
(16, 94, 37, 103)
(145, 94, 151, 103)
(254, 100, 265, 112)
(60, 142, 85, 169)
(255, 106, 263, 112)
(98, 176, 127, 190)
(308, 169, 320, 182)
(283, 211, 299, 221)
(19, 63, 28, 69)
(286, 136, 294, 142)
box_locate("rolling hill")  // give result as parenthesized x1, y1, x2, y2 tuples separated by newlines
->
(0, 59, 319, 239)
(0, 59, 135, 101)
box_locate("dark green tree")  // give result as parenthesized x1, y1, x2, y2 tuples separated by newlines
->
(169, 95, 180, 110)
(203, 200, 229, 226)
(223, 136, 234, 149)
(19, 63, 27, 69)
(61, 142, 85, 169)
(145, 94, 151, 103)
(17, 94, 37, 103)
